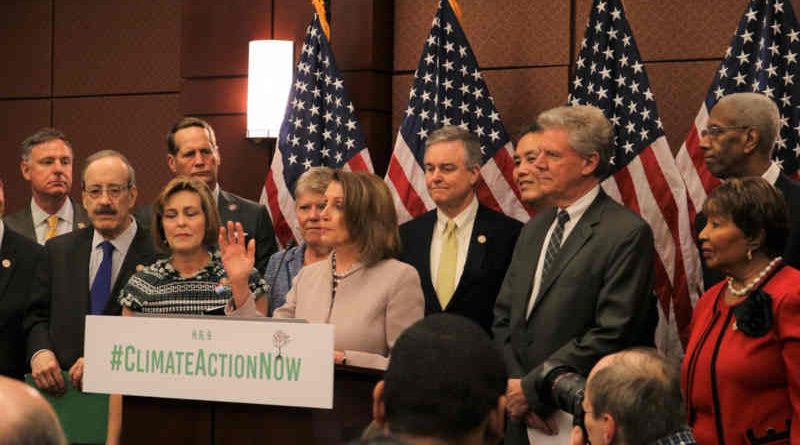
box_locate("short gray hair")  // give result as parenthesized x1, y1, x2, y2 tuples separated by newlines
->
(588, 348, 686, 445)
(81, 150, 137, 187)
(716, 93, 781, 156)
(20, 128, 72, 160)
(537, 105, 613, 178)
(294, 166, 334, 199)
(425, 126, 482, 168)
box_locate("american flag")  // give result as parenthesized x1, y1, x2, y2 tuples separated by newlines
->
(569, 0, 701, 356)
(384, 0, 529, 224)
(677, 0, 800, 214)
(261, 11, 373, 246)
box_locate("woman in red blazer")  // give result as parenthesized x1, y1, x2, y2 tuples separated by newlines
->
(682, 177, 800, 445)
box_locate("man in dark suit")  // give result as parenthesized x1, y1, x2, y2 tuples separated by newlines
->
(158, 117, 276, 273)
(4, 128, 90, 244)
(0, 177, 45, 380)
(697, 92, 800, 288)
(25, 150, 158, 393)
(399, 126, 521, 333)
(492, 106, 656, 444)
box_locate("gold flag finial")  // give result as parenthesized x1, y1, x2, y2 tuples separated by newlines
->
(448, 0, 462, 21)
(311, 0, 331, 40)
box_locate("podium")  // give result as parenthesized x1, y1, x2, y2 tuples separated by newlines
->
(121, 365, 382, 444)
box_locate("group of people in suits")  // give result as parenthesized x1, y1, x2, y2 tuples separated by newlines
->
(1, 90, 798, 445)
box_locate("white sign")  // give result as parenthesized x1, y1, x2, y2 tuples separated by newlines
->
(83, 315, 334, 409)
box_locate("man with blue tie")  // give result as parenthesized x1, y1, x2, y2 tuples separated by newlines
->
(25, 150, 158, 394)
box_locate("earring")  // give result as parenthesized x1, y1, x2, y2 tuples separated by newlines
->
(747, 248, 753, 261)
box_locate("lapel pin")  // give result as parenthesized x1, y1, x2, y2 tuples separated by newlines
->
(136, 264, 145, 272)
(228, 203, 238, 212)
(2, 259, 11, 268)
(477, 235, 487, 244)
(78, 222, 86, 229)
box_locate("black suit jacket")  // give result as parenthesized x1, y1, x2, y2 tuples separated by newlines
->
(399, 205, 521, 332)
(135, 188, 276, 274)
(4, 197, 90, 243)
(0, 227, 44, 379)
(696, 173, 800, 289)
(492, 191, 656, 445)
(24, 225, 158, 368)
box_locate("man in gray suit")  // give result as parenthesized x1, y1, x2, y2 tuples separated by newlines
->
(4, 129, 89, 244)
(492, 106, 656, 444)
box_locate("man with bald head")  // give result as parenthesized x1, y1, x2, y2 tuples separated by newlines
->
(25, 151, 158, 394)
(0, 376, 66, 445)
(698, 92, 800, 286)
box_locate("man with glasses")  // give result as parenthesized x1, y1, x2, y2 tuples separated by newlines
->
(5, 129, 89, 244)
(25, 150, 158, 394)
(698, 92, 800, 286)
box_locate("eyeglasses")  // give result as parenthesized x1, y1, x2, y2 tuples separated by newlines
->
(84, 184, 131, 199)
(700, 125, 750, 138)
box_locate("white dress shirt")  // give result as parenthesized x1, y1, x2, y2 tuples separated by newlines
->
(762, 162, 781, 185)
(31, 198, 74, 245)
(429, 195, 478, 292)
(526, 185, 600, 318)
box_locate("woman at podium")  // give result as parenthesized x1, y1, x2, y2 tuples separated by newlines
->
(118, 176, 268, 316)
(272, 171, 424, 369)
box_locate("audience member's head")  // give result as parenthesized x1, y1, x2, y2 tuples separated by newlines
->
(323, 171, 400, 266)
(81, 150, 138, 240)
(166, 117, 221, 189)
(513, 122, 548, 209)
(582, 348, 686, 445)
(700, 92, 780, 179)
(19, 128, 74, 208)
(0, 376, 67, 445)
(373, 314, 507, 445)
(423, 126, 481, 218)
(152, 176, 220, 253)
(535, 105, 613, 207)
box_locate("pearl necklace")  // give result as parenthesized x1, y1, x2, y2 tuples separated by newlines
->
(727, 256, 782, 297)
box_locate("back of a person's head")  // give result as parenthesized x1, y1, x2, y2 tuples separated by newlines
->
(0, 377, 67, 445)
(382, 314, 506, 442)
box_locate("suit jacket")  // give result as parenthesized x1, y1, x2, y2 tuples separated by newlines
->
(0, 227, 44, 379)
(399, 205, 522, 332)
(492, 190, 656, 445)
(696, 174, 800, 289)
(135, 189, 276, 274)
(24, 225, 158, 369)
(4, 197, 90, 243)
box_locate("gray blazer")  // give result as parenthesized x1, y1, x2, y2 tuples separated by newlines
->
(492, 190, 657, 444)
(4, 197, 90, 243)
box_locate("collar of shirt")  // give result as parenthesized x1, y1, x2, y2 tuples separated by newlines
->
(91, 216, 138, 253)
(559, 184, 600, 238)
(213, 183, 221, 203)
(762, 162, 781, 185)
(0, 219, 5, 250)
(435, 194, 479, 234)
(31, 197, 74, 227)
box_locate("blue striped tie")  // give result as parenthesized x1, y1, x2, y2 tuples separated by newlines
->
(541, 210, 570, 280)
(90, 241, 114, 315)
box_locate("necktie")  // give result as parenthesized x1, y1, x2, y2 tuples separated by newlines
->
(541, 210, 570, 280)
(90, 241, 114, 315)
(435, 220, 458, 309)
(45, 215, 59, 241)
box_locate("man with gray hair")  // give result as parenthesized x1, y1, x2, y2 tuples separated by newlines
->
(0, 375, 67, 445)
(698, 92, 800, 286)
(571, 348, 695, 445)
(5, 128, 89, 244)
(399, 125, 521, 333)
(493, 105, 656, 444)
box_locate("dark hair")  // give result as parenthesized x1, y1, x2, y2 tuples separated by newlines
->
(332, 171, 400, 266)
(21, 128, 72, 160)
(515, 122, 543, 144)
(152, 176, 221, 251)
(382, 314, 507, 441)
(166, 117, 218, 155)
(588, 348, 686, 445)
(703, 177, 788, 258)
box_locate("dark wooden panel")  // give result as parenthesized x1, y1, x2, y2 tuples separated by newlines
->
(393, 0, 438, 72)
(647, 61, 720, 155)
(181, 78, 248, 115)
(201, 115, 273, 203)
(0, 0, 51, 98)
(0, 99, 52, 215)
(53, 95, 181, 204)
(341, 71, 392, 112)
(182, 0, 272, 78)
(274, 0, 314, 63)
(331, 0, 393, 71)
(359, 111, 393, 176)
(54, 0, 181, 96)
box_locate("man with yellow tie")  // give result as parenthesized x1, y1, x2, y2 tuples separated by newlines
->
(5, 129, 89, 244)
(399, 126, 521, 333)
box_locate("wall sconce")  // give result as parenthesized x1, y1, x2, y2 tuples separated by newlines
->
(247, 40, 294, 140)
